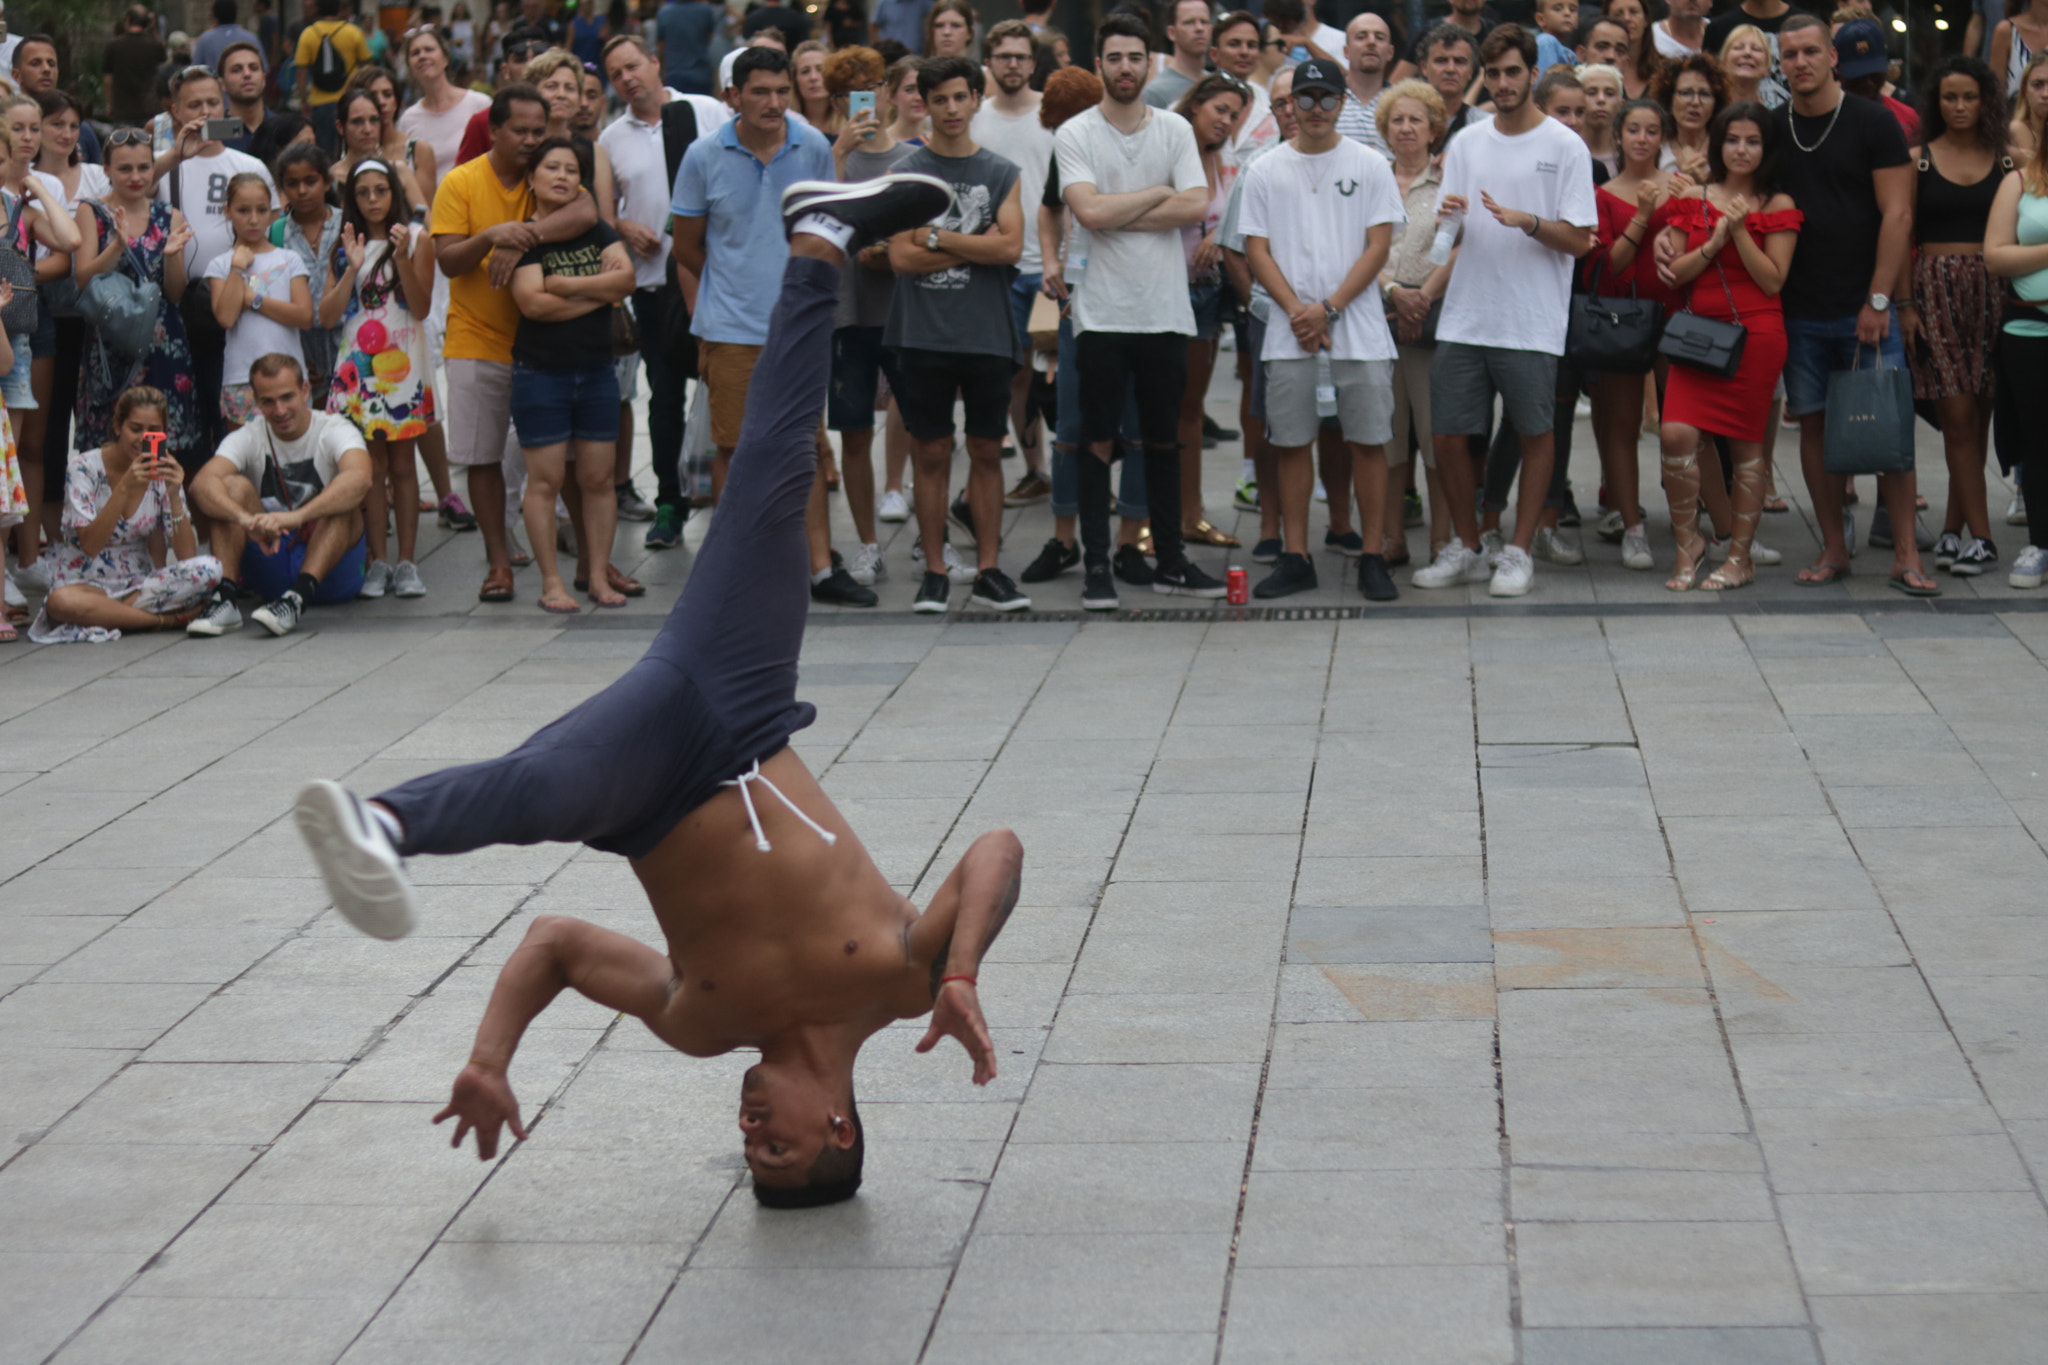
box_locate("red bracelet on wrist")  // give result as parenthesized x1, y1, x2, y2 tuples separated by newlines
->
(938, 974, 977, 988)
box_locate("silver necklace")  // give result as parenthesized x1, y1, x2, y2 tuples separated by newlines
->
(1788, 91, 1844, 154)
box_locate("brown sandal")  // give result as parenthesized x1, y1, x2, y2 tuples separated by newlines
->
(478, 567, 516, 602)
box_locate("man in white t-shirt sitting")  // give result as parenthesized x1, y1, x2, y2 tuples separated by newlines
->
(1241, 57, 1404, 603)
(187, 354, 373, 638)
(1411, 23, 1595, 599)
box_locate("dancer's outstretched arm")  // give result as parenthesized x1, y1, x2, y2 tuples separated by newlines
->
(435, 915, 678, 1159)
(904, 829, 1024, 1085)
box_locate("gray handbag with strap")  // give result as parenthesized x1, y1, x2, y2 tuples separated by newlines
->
(77, 201, 163, 362)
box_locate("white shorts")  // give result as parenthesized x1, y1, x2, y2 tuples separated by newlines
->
(442, 358, 513, 467)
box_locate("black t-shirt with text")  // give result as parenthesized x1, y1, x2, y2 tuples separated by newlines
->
(1777, 90, 1909, 319)
(513, 222, 622, 370)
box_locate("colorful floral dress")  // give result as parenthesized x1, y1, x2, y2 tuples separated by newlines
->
(0, 394, 23, 529)
(327, 224, 436, 441)
(75, 202, 199, 461)
(26, 448, 223, 643)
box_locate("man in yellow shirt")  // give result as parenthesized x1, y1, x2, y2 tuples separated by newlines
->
(294, 0, 370, 153)
(433, 84, 597, 603)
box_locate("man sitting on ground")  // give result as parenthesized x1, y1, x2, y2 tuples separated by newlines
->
(187, 354, 373, 637)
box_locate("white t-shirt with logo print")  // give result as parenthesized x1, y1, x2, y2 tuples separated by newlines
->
(203, 246, 309, 388)
(155, 147, 275, 277)
(1435, 115, 1597, 357)
(1239, 138, 1405, 363)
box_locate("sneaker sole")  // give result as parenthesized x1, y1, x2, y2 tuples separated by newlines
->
(253, 611, 294, 637)
(185, 617, 242, 637)
(393, 588, 427, 598)
(2010, 572, 2046, 588)
(1489, 579, 1533, 598)
(1152, 582, 1227, 598)
(1080, 594, 1119, 611)
(970, 594, 1031, 612)
(294, 781, 417, 940)
(913, 600, 949, 614)
(1950, 562, 1992, 577)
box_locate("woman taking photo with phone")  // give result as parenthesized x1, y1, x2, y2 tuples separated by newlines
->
(29, 385, 224, 642)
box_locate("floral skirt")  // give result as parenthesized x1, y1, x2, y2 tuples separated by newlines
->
(1911, 252, 1999, 401)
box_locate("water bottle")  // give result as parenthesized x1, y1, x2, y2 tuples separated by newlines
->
(1427, 206, 1464, 266)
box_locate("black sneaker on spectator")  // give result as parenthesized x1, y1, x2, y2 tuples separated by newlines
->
(1113, 544, 1155, 586)
(616, 484, 656, 522)
(186, 589, 243, 637)
(1081, 563, 1118, 611)
(251, 591, 304, 637)
(948, 493, 977, 541)
(1203, 414, 1238, 442)
(644, 503, 684, 549)
(1557, 490, 1582, 528)
(1252, 552, 1316, 599)
(1951, 536, 1998, 576)
(810, 567, 879, 606)
(1250, 537, 1282, 564)
(1324, 529, 1364, 557)
(781, 173, 953, 248)
(970, 567, 1030, 612)
(913, 570, 951, 614)
(294, 780, 417, 940)
(1933, 530, 1961, 569)
(1019, 537, 1078, 582)
(1154, 560, 1226, 597)
(1359, 553, 1399, 601)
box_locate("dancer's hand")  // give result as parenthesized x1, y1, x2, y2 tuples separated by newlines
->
(916, 979, 997, 1086)
(432, 1061, 528, 1160)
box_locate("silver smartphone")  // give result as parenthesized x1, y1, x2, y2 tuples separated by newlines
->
(203, 117, 242, 143)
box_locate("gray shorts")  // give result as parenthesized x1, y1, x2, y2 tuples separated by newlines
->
(1265, 357, 1395, 449)
(443, 358, 513, 466)
(1429, 341, 1557, 438)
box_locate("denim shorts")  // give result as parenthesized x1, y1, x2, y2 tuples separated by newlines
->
(0, 332, 32, 409)
(1781, 311, 1906, 418)
(1009, 273, 1043, 355)
(1188, 280, 1226, 342)
(510, 361, 622, 447)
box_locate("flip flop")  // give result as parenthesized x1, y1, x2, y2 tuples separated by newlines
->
(1795, 561, 1851, 586)
(1762, 496, 1790, 514)
(1889, 569, 1941, 597)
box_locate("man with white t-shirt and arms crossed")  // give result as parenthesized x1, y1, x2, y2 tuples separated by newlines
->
(1056, 11, 1227, 607)
(1144, 0, 1214, 113)
(970, 19, 1055, 506)
(1334, 12, 1395, 156)
(1241, 56, 1405, 603)
(1412, 24, 1595, 598)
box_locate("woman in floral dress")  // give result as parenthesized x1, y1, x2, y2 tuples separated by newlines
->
(69, 131, 199, 471)
(29, 386, 221, 643)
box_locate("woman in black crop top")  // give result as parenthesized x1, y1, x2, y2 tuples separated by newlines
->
(1905, 55, 2010, 578)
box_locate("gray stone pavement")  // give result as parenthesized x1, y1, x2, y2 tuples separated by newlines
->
(3, 380, 2048, 1364)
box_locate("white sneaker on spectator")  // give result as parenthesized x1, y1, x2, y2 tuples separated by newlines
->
(911, 540, 976, 584)
(2008, 492, 2028, 526)
(360, 560, 393, 599)
(1489, 544, 1535, 597)
(8, 556, 49, 595)
(2009, 544, 2048, 588)
(1620, 524, 1654, 570)
(878, 489, 910, 522)
(294, 780, 417, 940)
(1533, 526, 1582, 565)
(2, 572, 24, 613)
(391, 561, 427, 597)
(848, 542, 885, 586)
(1751, 540, 1782, 566)
(1412, 538, 1484, 589)
(1478, 528, 1503, 563)
(185, 592, 243, 636)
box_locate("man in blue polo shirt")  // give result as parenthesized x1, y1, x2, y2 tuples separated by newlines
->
(671, 44, 876, 606)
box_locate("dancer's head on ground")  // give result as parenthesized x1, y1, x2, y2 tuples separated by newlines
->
(741, 1061, 863, 1206)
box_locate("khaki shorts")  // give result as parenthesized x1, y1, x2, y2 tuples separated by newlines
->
(699, 340, 763, 452)
(443, 358, 514, 466)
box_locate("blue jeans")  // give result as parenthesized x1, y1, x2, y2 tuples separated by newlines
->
(1051, 311, 1147, 520)
(1782, 311, 1904, 418)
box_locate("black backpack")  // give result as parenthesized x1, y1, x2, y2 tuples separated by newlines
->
(311, 23, 348, 94)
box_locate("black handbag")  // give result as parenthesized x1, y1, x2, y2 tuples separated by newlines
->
(1658, 256, 1746, 379)
(1822, 342, 1915, 476)
(1565, 252, 1663, 374)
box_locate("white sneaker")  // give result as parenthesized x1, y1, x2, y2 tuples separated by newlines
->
(1412, 538, 1481, 589)
(2008, 492, 2029, 527)
(848, 541, 885, 586)
(294, 780, 417, 940)
(8, 556, 49, 595)
(359, 560, 393, 599)
(911, 540, 976, 585)
(1314, 478, 1328, 504)
(1620, 524, 1654, 570)
(1478, 528, 1503, 563)
(1751, 540, 1782, 566)
(1489, 544, 1535, 597)
(2010, 544, 2048, 589)
(1, 573, 23, 611)
(1533, 526, 1582, 565)
(391, 561, 427, 597)
(878, 489, 910, 522)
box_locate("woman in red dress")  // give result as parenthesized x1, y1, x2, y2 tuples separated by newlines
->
(1652, 101, 1802, 591)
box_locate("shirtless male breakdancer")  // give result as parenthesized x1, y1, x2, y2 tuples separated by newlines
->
(294, 173, 1021, 1209)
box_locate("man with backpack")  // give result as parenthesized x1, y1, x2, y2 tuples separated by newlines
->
(292, 0, 370, 154)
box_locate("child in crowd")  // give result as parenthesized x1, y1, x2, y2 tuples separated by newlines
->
(205, 172, 314, 428)
(268, 143, 345, 406)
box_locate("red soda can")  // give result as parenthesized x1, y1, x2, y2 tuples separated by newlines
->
(1226, 567, 1249, 605)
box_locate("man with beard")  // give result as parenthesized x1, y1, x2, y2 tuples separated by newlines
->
(216, 40, 272, 152)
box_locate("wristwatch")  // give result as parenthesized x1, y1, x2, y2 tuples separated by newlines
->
(1322, 300, 1342, 327)
(1868, 293, 1891, 312)
(926, 226, 941, 251)
(250, 291, 264, 314)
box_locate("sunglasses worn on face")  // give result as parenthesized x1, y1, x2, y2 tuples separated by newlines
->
(1294, 91, 1341, 112)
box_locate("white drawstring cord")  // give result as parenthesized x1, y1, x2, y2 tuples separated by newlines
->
(721, 759, 839, 852)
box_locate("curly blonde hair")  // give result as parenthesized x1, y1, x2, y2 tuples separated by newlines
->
(1374, 77, 1445, 143)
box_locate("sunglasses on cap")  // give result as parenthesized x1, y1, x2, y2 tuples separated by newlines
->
(1293, 91, 1342, 112)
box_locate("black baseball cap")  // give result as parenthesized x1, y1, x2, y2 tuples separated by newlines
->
(1293, 56, 1345, 99)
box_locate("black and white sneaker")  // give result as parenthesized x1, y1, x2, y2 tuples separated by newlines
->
(781, 173, 953, 250)
(186, 590, 243, 637)
(1019, 537, 1078, 583)
(1080, 563, 1119, 611)
(913, 569, 951, 614)
(1932, 530, 1961, 570)
(970, 567, 1030, 612)
(1113, 544, 1155, 586)
(1951, 536, 1999, 576)
(294, 780, 417, 940)
(811, 567, 880, 607)
(1154, 561, 1227, 598)
(251, 590, 303, 637)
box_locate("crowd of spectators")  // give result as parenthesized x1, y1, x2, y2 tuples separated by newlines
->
(0, 0, 2037, 643)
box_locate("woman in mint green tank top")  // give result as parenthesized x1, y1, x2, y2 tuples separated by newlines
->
(1985, 163, 2048, 586)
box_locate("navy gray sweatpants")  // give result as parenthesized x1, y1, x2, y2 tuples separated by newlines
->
(375, 254, 838, 862)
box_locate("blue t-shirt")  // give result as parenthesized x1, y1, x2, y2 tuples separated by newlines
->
(656, 0, 720, 95)
(1536, 31, 1575, 73)
(671, 118, 834, 344)
(872, 0, 934, 53)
